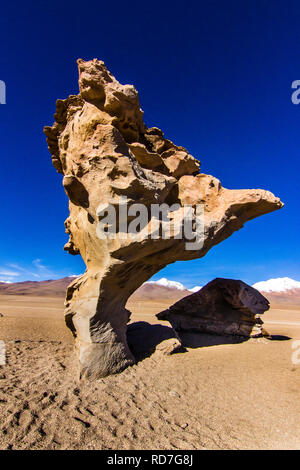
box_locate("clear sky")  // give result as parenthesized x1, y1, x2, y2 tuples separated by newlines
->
(0, 0, 299, 287)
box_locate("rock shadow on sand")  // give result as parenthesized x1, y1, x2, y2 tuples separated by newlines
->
(177, 331, 247, 349)
(127, 322, 292, 363)
(174, 332, 291, 348)
(127, 321, 185, 362)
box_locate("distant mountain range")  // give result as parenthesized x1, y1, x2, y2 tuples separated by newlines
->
(0, 276, 300, 306)
(142, 277, 300, 306)
(131, 280, 190, 302)
(0, 277, 76, 297)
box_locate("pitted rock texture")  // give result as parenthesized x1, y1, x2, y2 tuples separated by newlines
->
(157, 278, 270, 338)
(44, 59, 282, 378)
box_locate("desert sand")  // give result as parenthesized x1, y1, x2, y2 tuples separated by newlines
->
(0, 293, 299, 450)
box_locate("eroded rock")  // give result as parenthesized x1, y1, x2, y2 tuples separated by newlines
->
(44, 59, 282, 378)
(154, 338, 183, 356)
(157, 278, 271, 338)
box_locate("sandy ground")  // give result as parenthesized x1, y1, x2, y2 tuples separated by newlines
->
(0, 294, 299, 450)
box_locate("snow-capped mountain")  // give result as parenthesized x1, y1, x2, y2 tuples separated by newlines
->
(146, 277, 187, 291)
(146, 277, 202, 292)
(146, 277, 300, 295)
(252, 277, 300, 293)
(189, 285, 202, 293)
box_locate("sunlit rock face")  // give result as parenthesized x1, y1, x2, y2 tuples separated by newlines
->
(157, 278, 270, 338)
(44, 59, 283, 378)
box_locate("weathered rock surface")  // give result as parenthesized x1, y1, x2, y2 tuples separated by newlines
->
(157, 278, 270, 337)
(44, 59, 282, 378)
(154, 338, 183, 356)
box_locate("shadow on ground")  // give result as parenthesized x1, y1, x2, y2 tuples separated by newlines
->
(177, 331, 247, 348)
(127, 321, 181, 362)
(267, 335, 292, 341)
(167, 332, 291, 348)
(127, 322, 292, 363)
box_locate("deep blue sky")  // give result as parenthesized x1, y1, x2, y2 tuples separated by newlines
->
(0, 0, 299, 287)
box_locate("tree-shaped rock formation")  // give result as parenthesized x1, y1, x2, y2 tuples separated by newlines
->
(44, 59, 283, 378)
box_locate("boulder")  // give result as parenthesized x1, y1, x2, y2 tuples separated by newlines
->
(154, 338, 183, 356)
(157, 278, 270, 338)
(44, 59, 282, 378)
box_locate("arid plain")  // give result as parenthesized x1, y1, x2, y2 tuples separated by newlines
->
(0, 283, 299, 450)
